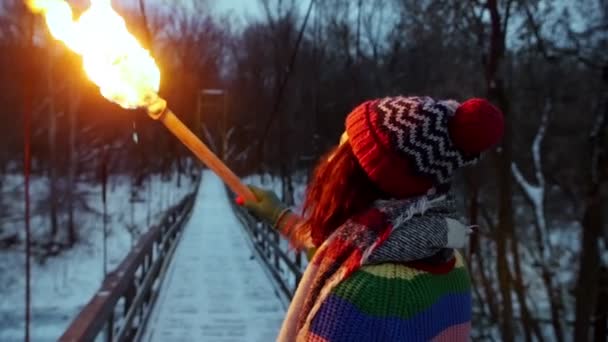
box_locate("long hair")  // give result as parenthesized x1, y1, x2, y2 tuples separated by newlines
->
(300, 141, 387, 247)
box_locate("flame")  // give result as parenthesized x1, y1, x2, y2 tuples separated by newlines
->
(27, 0, 160, 109)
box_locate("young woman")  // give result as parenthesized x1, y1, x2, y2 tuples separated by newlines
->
(240, 96, 504, 341)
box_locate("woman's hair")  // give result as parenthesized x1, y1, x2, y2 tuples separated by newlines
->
(300, 141, 387, 247)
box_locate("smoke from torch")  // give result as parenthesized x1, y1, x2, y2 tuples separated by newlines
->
(27, 0, 256, 202)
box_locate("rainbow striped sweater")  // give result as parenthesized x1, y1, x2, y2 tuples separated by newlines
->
(277, 195, 472, 341)
(309, 252, 471, 341)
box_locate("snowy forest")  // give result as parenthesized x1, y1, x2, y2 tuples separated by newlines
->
(0, 0, 607, 341)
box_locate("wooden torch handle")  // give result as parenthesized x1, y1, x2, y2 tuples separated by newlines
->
(155, 108, 256, 202)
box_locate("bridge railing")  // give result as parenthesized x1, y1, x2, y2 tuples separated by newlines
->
(227, 187, 307, 303)
(60, 177, 200, 342)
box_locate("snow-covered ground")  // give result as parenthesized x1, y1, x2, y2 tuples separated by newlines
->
(141, 171, 284, 341)
(0, 171, 196, 342)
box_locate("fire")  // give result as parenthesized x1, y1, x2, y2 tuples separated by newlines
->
(27, 0, 161, 109)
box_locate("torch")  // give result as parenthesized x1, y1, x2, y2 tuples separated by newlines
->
(27, 0, 256, 202)
(146, 97, 255, 201)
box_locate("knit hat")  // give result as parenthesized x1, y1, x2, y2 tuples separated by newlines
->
(345, 96, 504, 198)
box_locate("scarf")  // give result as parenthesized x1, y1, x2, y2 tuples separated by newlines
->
(278, 194, 467, 341)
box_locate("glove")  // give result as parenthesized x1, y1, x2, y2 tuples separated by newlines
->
(239, 186, 289, 227)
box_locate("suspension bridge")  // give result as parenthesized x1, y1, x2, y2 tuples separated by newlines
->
(59, 170, 306, 342)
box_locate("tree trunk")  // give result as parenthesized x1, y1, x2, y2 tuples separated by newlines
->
(101, 145, 109, 277)
(466, 168, 500, 326)
(475, 245, 500, 324)
(466, 169, 480, 257)
(595, 266, 608, 342)
(278, 99, 294, 205)
(47, 53, 59, 240)
(511, 237, 541, 342)
(490, 78, 516, 342)
(66, 82, 80, 246)
(575, 190, 604, 341)
(484, 1, 515, 339)
(574, 73, 608, 342)
(536, 263, 563, 341)
(495, 197, 514, 342)
(356, 0, 362, 63)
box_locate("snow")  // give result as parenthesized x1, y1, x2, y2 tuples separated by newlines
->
(511, 104, 551, 261)
(505, 105, 584, 334)
(141, 171, 285, 341)
(0, 168, 306, 341)
(0, 172, 195, 342)
(1, 158, 590, 341)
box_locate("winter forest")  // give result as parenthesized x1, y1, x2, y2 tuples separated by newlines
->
(0, 0, 607, 341)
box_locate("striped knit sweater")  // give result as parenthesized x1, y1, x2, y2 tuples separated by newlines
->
(277, 195, 472, 341)
(309, 252, 471, 341)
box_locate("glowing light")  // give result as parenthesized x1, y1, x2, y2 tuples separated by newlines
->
(27, 0, 160, 109)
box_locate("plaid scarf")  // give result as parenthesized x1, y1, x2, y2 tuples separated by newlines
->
(278, 195, 459, 341)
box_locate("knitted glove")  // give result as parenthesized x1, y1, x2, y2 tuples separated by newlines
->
(238, 186, 313, 251)
(241, 186, 290, 228)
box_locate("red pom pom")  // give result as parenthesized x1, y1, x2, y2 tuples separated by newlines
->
(449, 98, 505, 155)
(235, 196, 245, 206)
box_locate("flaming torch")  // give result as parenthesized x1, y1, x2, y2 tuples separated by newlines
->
(27, 0, 256, 201)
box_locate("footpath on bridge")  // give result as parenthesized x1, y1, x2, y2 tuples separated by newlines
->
(141, 171, 285, 342)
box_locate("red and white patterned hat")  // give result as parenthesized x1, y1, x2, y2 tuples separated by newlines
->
(345, 96, 504, 198)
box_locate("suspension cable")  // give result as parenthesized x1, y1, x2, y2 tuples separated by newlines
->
(257, 0, 316, 162)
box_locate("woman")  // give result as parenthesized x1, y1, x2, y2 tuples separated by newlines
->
(240, 96, 504, 341)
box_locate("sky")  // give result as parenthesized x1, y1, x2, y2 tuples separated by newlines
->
(106, 0, 264, 23)
(213, 0, 262, 17)
(209, 0, 268, 25)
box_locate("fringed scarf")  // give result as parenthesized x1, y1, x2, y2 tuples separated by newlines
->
(278, 194, 465, 341)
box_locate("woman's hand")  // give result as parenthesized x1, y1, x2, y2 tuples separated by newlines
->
(239, 186, 315, 253)
(239, 186, 289, 227)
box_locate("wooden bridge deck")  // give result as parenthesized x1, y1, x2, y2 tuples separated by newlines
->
(141, 172, 285, 342)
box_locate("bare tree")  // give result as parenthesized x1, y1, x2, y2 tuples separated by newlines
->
(576, 80, 608, 341)
(519, 1, 608, 339)
(512, 102, 564, 341)
(46, 46, 59, 240)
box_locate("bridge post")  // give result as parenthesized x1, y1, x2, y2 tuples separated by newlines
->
(105, 313, 114, 342)
(273, 231, 281, 273)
